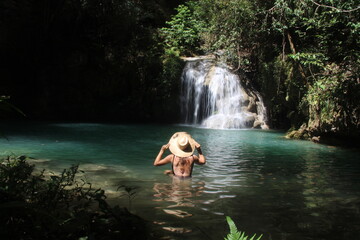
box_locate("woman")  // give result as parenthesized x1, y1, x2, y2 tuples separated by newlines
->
(154, 132, 206, 178)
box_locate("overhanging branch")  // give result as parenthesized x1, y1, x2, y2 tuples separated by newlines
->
(310, 1, 360, 13)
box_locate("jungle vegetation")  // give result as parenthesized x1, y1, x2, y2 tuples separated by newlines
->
(1, 0, 359, 143)
(160, 0, 359, 144)
(0, 1, 359, 238)
(0, 156, 150, 239)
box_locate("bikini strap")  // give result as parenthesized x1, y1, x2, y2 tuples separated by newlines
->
(171, 154, 176, 174)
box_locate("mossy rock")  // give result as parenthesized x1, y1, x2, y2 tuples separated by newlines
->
(286, 124, 310, 140)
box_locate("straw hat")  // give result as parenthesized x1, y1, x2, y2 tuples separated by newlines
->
(168, 132, 196, 157)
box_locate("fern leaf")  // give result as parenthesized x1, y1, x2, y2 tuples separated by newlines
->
(225, 216, 241, 240)
(249, 233, 263, 240)
(224, 216, 263, 240)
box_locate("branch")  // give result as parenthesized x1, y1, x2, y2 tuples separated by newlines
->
(234, 44, 241, 72)
(287, 32, 307, 82)
(310, 1, 360, 13)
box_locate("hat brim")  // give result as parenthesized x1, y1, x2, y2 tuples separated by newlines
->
(168, 132, 196, 157)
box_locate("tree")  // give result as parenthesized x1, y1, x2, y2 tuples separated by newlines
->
(160, 0, 360, 141)
(160, 2, 205, 56)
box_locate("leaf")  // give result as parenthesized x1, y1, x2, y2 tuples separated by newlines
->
(250, 233, 263, 240)
(224, 216, 262, 240)
(225, 216, 241, 240)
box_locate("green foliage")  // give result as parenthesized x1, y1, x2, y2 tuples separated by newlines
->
(196, 0, 257, 70)
(160, 2, 205, 55)
(160, 52, 184, 90)
(289, 53, 327, 69)
(151, 50, 184, 122)
(267, 0, 359, 59)
(306, 63, 359, 133)
(257, 0, 359, 133)
(158, 0, 359, 135)
(0, 155, 147, 239)
(224, 216, 262, 240)
(169, 0, 358, 136)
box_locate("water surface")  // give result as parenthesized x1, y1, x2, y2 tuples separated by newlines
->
(1, 122, 359, 239)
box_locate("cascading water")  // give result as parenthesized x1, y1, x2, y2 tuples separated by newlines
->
(180, 58, 268, 129)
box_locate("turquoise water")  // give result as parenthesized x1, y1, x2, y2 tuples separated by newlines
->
(1, 122, 360, 239)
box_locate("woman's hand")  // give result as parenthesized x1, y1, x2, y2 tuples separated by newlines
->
(194, 141, 201, 150)
(193, 140, 205, 164)
(154, 143, 172, 166)
(161, 143, 170, 151)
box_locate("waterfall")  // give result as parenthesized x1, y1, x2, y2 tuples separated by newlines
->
(180, 58, 269, 129)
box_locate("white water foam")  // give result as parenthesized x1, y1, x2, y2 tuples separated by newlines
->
(180, 59, 268, 129)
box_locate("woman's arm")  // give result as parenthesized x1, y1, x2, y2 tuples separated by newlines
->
(154, 143, 172, 166)
(194, 141, 206, 165)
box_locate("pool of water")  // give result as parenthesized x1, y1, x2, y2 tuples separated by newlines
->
(1, 122, 360, 239)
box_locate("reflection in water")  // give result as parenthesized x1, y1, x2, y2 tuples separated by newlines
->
(153, 177, 205, 212)
(152, 177, 206, 235)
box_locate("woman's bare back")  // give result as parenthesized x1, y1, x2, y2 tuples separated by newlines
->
(172, 155, 195, 177)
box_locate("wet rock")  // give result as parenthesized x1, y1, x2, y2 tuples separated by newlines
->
(253, 120, 262, 129)
(311, 136, 321, 143)
(247, 96, 257, 113)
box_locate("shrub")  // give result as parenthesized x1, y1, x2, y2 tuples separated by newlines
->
(0, 155, 147, 239)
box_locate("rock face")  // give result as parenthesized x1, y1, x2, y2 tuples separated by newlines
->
(180, 58, 269, 129)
